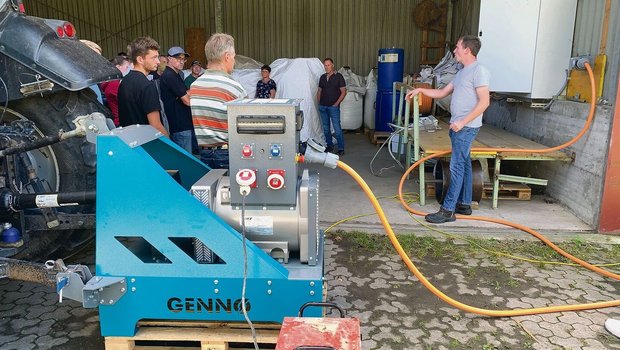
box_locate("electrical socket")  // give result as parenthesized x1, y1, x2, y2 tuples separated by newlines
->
(569, 55, 593, 70)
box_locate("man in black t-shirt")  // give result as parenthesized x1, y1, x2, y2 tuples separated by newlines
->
(118, 37, 169, 136)
(317, 57, 347, 155)
(159, 46, 196, 153)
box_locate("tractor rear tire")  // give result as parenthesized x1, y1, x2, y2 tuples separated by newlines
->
(5, 89, 110, 261)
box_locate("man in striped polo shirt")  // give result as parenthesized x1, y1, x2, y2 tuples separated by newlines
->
(190, 33, 246, 169)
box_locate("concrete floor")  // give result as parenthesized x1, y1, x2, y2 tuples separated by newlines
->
(3, 131, 620, 350)
(308, 131, 612, 242)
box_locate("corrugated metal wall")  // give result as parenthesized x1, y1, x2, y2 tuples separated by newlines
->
(24, 0, 452, 77)
(222, 0, 449, 74)
(22, 0, 619, 102)
(572, 0, 620, 104)
(449, 0, 480, 40)
(24, 0, 218, 56)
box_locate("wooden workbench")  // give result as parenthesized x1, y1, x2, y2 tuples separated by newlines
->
(391, 82, 572, 208)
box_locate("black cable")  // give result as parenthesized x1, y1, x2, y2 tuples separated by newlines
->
(0, 75, 9, 123)
(543, 69, 570, 111)
(240, 192, 260, 350)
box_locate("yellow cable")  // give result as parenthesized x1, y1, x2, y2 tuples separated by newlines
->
(339, 188, 590, 266)
(326, 195, 620, 267)
(338, 160, 620, 316)
(324, 213, 375, 234)
(407, 213, 620, 268)
(333, 63, 620, 316)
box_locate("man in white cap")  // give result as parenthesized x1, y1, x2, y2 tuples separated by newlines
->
(159, 46, 195, 153)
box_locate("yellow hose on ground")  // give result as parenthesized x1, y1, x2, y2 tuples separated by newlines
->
(338, 63, 620, 316)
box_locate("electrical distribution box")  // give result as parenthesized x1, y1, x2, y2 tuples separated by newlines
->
(227, 99, 303, 207)
(477, 0, 577, 100)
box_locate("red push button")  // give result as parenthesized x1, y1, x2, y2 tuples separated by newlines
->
(242, 144, 253, 158)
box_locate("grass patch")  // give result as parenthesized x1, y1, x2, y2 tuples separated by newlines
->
(328, 231, 620, 269)
(332, 230, 463, 260)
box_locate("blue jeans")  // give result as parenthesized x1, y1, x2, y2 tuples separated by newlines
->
(318, 105, 344, 150)
(171, 130, 193, 153)
(200, 149, 229, 170)
(442, 126, 480, 211)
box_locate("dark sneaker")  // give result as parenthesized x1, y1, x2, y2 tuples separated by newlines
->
(337, 150, 345, 156)
(455, 203, 472, 215)
(425, 207, 456, 223)
(325, 145, 334, 153)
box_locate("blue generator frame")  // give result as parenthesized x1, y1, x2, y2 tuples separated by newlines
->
(95, 126, 324, 336)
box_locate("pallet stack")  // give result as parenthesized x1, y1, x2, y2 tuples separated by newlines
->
(104, 321, 280, 350)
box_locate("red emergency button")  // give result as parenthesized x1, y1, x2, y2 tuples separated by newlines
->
(242, 144, 253, 158)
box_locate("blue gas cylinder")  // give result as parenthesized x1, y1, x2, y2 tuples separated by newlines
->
(377, 48, 404, 91)
(1, 223, 21, 243)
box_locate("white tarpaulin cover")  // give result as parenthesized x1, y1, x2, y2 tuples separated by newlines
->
(232, 58, 326, 143)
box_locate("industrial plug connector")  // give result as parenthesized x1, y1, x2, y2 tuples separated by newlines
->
(302, 138, 339, 169)
(235, 169, 257, 196)
(569, 55, 593, 70)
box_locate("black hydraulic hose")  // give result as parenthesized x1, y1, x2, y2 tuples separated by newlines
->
(0, 134, 62, 157)
(6, 190, 95, 211)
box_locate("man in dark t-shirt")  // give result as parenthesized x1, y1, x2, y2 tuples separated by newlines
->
(184, 60, 203, 89)
(159, 46, 195, 153)
(317, 57, 347, 155)
(118, 37, 168, 136)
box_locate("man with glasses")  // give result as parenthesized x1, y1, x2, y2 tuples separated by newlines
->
(159, 46, 195, 153)
(190, 33, 246, 169)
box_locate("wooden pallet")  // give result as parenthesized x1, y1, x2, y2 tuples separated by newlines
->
(482, 183, 531, 201)
(368, 130, 391, 145)
(104, 321, 280, 350)
(424, 172, 436, 198)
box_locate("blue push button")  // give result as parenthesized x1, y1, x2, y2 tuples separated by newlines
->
(270, 144, 281, 157)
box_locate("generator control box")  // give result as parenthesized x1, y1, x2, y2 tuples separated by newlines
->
(227, 99, 303, 207)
